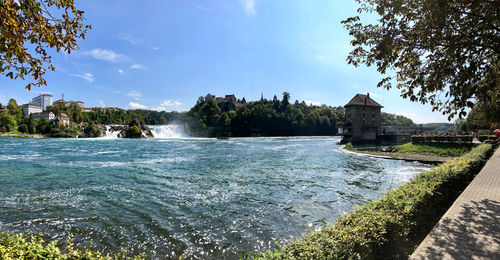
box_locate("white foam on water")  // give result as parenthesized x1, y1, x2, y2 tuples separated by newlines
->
(148, 124, 189, 139)
(102, 125, 122, 139)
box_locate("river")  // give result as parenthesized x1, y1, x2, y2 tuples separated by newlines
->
(0, 131, 430, 259)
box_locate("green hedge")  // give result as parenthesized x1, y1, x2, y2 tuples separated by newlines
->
(411, 135, 473, 144)
(249, 144, 494, 260)
(0, 233, 145, 260)
(478, 135, 497, 142)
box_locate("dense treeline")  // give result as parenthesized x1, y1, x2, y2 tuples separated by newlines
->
(0, 99, 181, 137)
(381, 112, 415, 126)
(1, 94, 422, 138)
(46, 104, 183, 125)
(185, 93, 345, 137)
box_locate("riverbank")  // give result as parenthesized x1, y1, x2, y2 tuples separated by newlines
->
(0, 133, 44, 138)
(341, 144, 451, 164)
(252, 143, 494, 259)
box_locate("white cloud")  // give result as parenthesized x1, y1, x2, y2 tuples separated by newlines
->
(118, 69, 124, 74)
(130, 64, 146, 69)
(368, 92, 381, 98)
(99, 100, 106, 107)
(82, 48, 129, 63)
(149, 46, 160, 50)
(240, 0, 256, 16)
(152, 100, 183, 112)
(303, 39, 318, 50)
(127, 102, 147, 110)
(113, 33, 145, 45)
(304, 100, 321, 106)
(70, 72, 94, 82)
(161, 100, 182, 107)
(127, 90, 142, 100)
(151, 106, 167, 112)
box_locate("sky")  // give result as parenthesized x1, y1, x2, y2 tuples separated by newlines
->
(0, 0, 452, 123)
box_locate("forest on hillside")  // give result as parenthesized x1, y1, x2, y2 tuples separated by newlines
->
(1, 93, 422, 137)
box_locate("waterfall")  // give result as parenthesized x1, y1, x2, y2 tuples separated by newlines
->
(148, 124, 188, 138)
(103, 125, 122, 139)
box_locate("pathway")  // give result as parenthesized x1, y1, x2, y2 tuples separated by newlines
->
(410, 147, 500, 259)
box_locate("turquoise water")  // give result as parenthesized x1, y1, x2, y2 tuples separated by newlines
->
(0, 137, 430, 259)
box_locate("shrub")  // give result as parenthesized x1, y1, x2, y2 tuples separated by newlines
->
(17, 124, 29, 133)
(250, 144, 493, 259)
(0, 232, 145, 259)
(126, 125, 142, 138)
(478, 135, 497, 142)
(394, 142, 472, 157)
(411, 135, 473, 144)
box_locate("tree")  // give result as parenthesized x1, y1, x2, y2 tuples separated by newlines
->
(282, 92, 290, 107)
(342, 0, 499, 119)
(7, 98, 23, 122)
(0, 0, 91, 90)
(0, 112, 17, 132)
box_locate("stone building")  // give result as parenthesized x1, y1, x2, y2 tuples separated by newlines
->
(340, 93, 383, 143)
(203, 93, 245, 112)
(56, 113, 70, 126)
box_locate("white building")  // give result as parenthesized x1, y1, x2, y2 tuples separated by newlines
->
(31, 112, 55, 121)
(32, 94, 53, 111)
(23, 103, 43, 116)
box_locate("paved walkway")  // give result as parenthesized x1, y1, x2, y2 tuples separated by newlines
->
(410, 147, 500, 260)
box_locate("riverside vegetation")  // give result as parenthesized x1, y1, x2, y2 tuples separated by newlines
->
(0, 93, 418, 138)
(0, 233, 145, 260)
(248, 143, 494, 259)
(0, 144, 493, 259)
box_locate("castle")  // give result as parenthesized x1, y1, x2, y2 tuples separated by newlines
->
(203, 93, 246, 111)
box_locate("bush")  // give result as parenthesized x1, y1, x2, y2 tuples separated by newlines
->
(0, 232, 145, 259)
(250, 144, 493, 259)
(394, 142, 472, 157)
(17, 124, 29, 133)
(412, 135, 473, 144)
(83, 122, 103, 138)
(478, 135, 497, 142)
(0, 112, 17, 132)
(126, 125, 142, 138)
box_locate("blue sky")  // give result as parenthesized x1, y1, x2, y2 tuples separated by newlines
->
(0, 0, 451, 123)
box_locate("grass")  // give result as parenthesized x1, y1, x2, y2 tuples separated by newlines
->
(394, 142, 473, 157)
(248, 143, 494, 259)
(0, 233, 146, 259)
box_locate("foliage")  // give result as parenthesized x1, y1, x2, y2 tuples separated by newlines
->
(344, 142, 355, 151)
(250, 144, 493, 259)
(422, 123, 455, 134)
(126, 125, 142, 138)
(463, 100, 500, 131)
(411, 135, 473, 144)
(7, 99, 23, 122)
(394, 142, 472, 157)
(0, 111, 17, 132)
(45, 105, 182, 126)
(186, 93, 345, 137)
(0, 232, 145, 259)
(342, 0, 499, 119)
(381, 112, 415, 126)
(0, 0, 91, 90)
(82, 122, 103, 138)
(478, 135, 497, 142)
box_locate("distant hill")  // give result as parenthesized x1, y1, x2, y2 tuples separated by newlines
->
(422, 123, 455, 133)
(381, 112, 416, 126)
